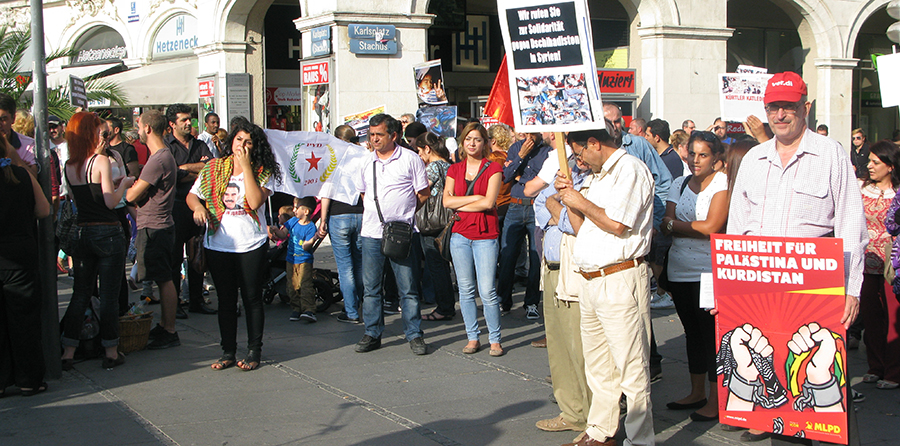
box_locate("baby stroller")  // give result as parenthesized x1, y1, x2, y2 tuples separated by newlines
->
(261, 229, 343, 313)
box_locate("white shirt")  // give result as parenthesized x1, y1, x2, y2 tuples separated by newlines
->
(666, 172, 728, 281)
(189, 172, 273, 253)
(197, 131, 219, 158)
(573, 149, 654, 270)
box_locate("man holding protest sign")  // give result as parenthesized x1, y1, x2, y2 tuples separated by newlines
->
(555, 125, 655, 446)
(726, 71, 867, 446)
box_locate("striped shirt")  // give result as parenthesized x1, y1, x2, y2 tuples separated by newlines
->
(726, 129, 867, 297)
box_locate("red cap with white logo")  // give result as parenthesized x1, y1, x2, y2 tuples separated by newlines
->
(764, 71, 807, 104)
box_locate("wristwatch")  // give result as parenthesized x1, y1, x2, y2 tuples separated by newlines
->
(666, 219, 674, 233)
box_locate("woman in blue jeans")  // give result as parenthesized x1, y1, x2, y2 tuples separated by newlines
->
(60, 112, 135, 370)
(416, 132, 456, 321)
(443, 122, 504, 356)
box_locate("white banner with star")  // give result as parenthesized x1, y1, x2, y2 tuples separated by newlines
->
(264, 130, 370, 205)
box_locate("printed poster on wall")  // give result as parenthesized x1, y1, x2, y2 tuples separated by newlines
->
(712, 234, 849, 445)
(342, 105, 385, 143)
(719, 73, 772, 122)
(416, 106, 457, 139)
(497, 0, 605, 132)
(413, 60, 449, 106)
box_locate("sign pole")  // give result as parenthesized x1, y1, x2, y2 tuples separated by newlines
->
(31, 0, 61, 379)
(554, 132, 569, 181)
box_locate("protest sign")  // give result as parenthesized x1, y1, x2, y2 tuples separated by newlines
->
(342, 105, 385, 143)
(875, 52, 900, 108)
(413, 60, 448, 106)
(719, 73, 772, 122)
(416, 106, 457, 138)
(264, 130, 369, 205)
(712, 234, 848, 445)
(736, 65, 768, 74)
(497, 0, 605, 132)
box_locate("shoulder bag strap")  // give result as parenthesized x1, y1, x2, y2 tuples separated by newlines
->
(464, 161, 491, 196)
(372, 161, 385, 223)
(680, 175, 692, 195)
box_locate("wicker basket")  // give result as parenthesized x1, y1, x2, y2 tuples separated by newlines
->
(118, 312, 153, 354)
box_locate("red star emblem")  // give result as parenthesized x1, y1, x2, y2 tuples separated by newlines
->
(306, 151, 322, 171)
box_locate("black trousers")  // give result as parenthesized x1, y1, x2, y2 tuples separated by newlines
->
(206, 245, 267, 354)
(0, 268, 45, 389)
(669, 280, 716, 382)
(172, 201, 204, 308)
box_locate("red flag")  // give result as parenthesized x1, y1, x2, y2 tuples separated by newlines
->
(483, 55, 514, 127)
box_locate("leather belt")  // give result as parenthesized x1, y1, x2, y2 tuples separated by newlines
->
(546, 262, 560, 271)
(510, 197, 534, 206)
(578, 257, 643, 280)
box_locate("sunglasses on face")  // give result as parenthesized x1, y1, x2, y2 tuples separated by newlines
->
(853, 136, 863, 140)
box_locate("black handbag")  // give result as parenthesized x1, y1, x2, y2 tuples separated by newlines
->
(56, 198, 81, 256)
(434, 161, 492, 263)
(415, 183, 455, 236)
(373, 161, 414, 260)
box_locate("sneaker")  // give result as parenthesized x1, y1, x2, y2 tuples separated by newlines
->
(525, 304, 540, 320)
(852, 389, 865, 403)
(299, 311, 317, 323)
(147, 330, 180, 350)
(148, 324, 167, 341)
(355, 335, 381, 353)
(409, 337, 428, 355)
(336, 312, 360, 324)
(175, 305, 189, 319)
(383, 303, 401, 315)
(289, 311, 301, 321)
(650, 368, 663, 384)
(650, 291, 675, 309)
(650, 276, 658, 293)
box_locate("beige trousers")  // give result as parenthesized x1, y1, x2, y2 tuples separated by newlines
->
(543, 263, 590, 429)
(580, 262, 654, 446)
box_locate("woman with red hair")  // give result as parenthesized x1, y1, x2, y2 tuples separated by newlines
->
(59, 112, 134, 370)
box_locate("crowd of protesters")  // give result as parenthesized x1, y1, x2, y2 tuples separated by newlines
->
(1, 70, 899, 446)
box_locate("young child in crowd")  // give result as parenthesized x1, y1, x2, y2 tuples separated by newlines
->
(273, 197, 320, 322)
(269, 205, 294, 247)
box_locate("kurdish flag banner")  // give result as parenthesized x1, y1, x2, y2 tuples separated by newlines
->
(264, 130, 369, 205)
(712, 234, 848, 444)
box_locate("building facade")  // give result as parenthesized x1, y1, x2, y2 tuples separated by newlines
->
(2, 0, 895, 148)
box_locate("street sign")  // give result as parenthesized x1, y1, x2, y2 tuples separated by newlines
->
(349, 39, 397, 55)
(69, 75, 87, 109)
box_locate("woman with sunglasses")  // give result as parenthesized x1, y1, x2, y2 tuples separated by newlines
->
(660, 131, 728, 422)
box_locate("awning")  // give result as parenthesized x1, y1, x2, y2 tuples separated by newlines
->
(27, 62, 123, 91)
(102, 59, 198, 106)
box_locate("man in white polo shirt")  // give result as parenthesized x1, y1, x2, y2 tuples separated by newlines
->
(355, 113, 431, 355)
(555, 126, 655, 446)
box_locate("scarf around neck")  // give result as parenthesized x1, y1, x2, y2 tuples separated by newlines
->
(197, 156, 271, 233)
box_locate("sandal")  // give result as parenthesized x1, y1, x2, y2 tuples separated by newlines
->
(211, 353, 236, 371)
(237, 350, 261, 371)
(21, 382, 48, 397)
(422, 311, 453, 322)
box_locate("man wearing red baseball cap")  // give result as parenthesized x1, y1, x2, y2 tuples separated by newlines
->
(725, 71, 865, 445)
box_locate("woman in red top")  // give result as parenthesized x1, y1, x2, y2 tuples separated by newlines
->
(443, 122, 504, 356)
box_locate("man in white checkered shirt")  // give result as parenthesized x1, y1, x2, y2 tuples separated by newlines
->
(726, 71, 866, 446)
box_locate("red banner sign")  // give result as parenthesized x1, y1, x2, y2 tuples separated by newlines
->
(302, 62, 329, 86)
(596, 69, 636, 94)
(198, 80, 214, 98)
(712, 234, 848, 445)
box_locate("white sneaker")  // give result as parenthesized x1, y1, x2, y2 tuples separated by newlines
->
(650, 291, 674, 309)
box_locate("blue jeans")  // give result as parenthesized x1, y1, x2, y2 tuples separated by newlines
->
(450, 233, 502, 344)
(328, 213, 363, 319)
(361, 236, 422, 341)
(497, 203, 541, 309)
(62, 225, 126, 348)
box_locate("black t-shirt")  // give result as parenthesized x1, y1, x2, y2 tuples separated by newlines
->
(0, 165, 38, 270)
(109, 141, 138, 166)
